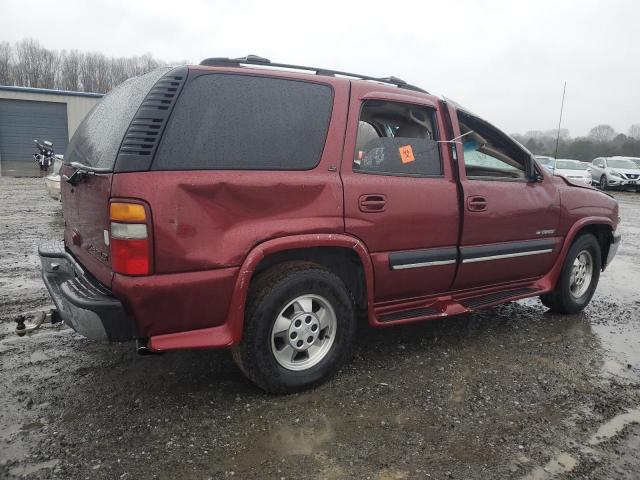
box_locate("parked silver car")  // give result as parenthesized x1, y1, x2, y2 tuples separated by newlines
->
(590, 156, 640, 191)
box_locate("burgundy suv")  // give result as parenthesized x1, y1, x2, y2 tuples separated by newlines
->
(40, 56, 621, 392)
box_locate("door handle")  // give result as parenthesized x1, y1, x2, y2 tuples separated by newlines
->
(467, 195, 487, 212)
(359, 194, 386, 212)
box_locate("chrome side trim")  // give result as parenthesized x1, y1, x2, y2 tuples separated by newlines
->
(462, 249, 553, 264)
(392, 259, 456, 270)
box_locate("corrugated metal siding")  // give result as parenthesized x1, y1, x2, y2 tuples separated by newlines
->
(0, 99, 69, 163)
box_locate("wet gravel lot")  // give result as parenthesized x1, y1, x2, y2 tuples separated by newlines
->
(1, 176, 640, 479)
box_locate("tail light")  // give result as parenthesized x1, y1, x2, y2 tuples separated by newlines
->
(109, 201, 151, 275)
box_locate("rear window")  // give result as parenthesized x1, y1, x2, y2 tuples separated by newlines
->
(152, 74, 333, 170)
(64, 68, 169, 169)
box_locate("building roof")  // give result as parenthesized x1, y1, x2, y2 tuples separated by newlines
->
(0, 85, 103, 98)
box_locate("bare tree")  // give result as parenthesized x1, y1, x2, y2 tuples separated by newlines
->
(1, 38, 170, 93)
(0, 41, 12, 85)
(588, 124, 616, 143)
(628, 124, 640, 140)
(59, 50, 82, 91)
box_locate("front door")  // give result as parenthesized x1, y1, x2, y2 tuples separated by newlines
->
(449, 106, 562, 290)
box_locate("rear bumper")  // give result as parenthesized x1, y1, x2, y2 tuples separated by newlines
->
(39, 242, 135, 342)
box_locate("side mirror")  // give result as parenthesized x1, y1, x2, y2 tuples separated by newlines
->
(528, 157, 543, 182)
(44, 140, 53, 147)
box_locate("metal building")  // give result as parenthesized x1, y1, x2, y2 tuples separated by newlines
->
(0, 86, 102, 175)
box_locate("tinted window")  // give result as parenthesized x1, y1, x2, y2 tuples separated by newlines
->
(65, 68, 169, 169)
(353, 100, 442, 176)
(153, 74, 333, 170)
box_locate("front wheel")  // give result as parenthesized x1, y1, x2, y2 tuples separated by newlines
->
(599, 175, 608, 190)
(540, 233, 601, 314)
(232, 262, 356, 393)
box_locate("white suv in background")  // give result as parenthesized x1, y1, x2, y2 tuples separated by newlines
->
(590, 156, 640, 191)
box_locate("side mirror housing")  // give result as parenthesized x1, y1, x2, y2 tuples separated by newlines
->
(528, 157, 544, 182)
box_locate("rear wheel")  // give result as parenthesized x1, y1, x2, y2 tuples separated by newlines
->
(232, 262, 356, 393)
(540, 233, 601, 314)
(599, 175, 608, 190)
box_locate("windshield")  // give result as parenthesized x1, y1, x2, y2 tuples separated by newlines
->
(556, 160, 588, 170)
(608, 159, 638, 169)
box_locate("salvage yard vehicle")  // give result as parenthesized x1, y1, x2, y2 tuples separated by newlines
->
(39, 57, 621, 393)
(553, 159, 593, 186)
(590, 156, 640, 192)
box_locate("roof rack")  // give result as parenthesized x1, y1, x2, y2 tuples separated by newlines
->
(199, 55, 428, 94)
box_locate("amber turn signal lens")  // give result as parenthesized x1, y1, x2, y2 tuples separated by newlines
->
(110, 202, 146, 222)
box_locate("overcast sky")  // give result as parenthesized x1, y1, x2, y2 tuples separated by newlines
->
(2, 0, 638, 137)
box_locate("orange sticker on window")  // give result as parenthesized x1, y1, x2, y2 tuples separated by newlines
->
(399, 145, 415, 164)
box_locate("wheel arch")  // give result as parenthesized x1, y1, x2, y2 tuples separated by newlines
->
(540, 217, 615, 293)
(226, 234, 376, 344)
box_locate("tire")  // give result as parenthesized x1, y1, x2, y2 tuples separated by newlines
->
(540, 233, 601, 314)
(599, 175, 608, 190)
(232, 261, 356, 393)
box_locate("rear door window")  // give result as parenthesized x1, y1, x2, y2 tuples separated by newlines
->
(353, 100, 442, 176)
(153, 74, 333, 170)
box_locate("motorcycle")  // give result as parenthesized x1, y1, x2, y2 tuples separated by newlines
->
(33, 139, 56, 171)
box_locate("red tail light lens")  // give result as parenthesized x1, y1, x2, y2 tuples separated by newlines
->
(111, 238, 150, 275)
(109, 202, 151, 276)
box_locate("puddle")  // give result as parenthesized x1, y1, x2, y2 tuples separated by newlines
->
(588, 408, 640, 445)
(591, 321, 640, 381)
(521, 451, 578, 479)
(258, 416, 334, 457)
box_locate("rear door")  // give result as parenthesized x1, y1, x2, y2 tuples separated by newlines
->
(62, 68, 170, 286)
(448, 105, 561, 290)
(341, 84, 460, 303)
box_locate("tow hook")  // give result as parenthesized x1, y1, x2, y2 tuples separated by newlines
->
(15, 309, 63, 337)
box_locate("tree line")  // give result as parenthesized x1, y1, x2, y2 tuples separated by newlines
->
(0, 38, 174, 93)
(512, 124, 640, 161)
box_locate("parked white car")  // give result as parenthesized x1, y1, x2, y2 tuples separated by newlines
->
(553, 159, 592, 186)
(535, 155, 555, 172)
(590, 156, 640, 191)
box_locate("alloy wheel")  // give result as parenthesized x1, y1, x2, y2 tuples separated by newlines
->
(270, 294, 337, 371)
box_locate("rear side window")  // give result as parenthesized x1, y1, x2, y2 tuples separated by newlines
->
(65, 68, 169, 169)
(153, 74, 333, 170)
(353, 100, 442, 176)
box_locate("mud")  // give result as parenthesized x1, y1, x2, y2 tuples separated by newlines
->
(1, 177, 640, 479)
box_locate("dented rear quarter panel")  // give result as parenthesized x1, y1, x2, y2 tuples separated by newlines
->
(111, 170, 345, 273)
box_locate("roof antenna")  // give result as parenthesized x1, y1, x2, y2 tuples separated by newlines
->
(554, 81, 567, 160)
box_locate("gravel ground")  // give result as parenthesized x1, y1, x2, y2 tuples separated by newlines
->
(1, 176, 640, 479)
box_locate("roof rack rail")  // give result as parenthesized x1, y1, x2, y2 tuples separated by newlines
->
(199, 55, 428, 94)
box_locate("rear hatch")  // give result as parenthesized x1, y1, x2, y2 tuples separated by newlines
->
(61, 68, 169, 287)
